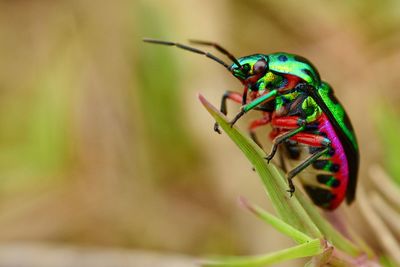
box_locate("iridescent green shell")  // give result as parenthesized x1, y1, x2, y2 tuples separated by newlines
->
(311, 82, 359, 203)
(268, 53, 321, 88)
(316, 83, 358, 150)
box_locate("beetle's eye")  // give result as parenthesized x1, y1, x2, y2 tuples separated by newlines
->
(253, 59, 267, 74)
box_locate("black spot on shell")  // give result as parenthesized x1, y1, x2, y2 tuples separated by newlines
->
(278, 55, 288, 62)
(317, 174, 331, 184)
(293, 55, 321, 82)
(302, 69, 314, 79)
(313, 160, 328, 170)
(304, 186, 336, 207)
(317, 175, 341, 188)
(328, 89, 339, 105)
(284, 142, 300, 160)
(294, 55, 311, 65)
(330, 178, 341, 188)
(329, 163, 340, 173)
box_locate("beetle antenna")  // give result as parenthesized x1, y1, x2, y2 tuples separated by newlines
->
(189, 39, 242, 69)
(143, 38, 231, 70)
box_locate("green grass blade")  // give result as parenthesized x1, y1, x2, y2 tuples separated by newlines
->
(202, 239, 323, 267)
(239, 196, 312, 244)
(199, 94, 321, 238)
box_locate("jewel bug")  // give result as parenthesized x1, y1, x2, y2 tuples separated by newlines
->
(143, 38, 359, 210)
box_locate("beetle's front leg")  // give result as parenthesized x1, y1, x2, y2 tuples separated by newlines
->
(214, 91, 242, 134)
(229, 89, 278, 127)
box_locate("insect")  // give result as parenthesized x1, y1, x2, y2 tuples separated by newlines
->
(143, 38, 359, 210)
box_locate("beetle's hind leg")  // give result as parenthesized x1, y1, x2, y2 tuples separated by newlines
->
(286, 147, 330, 196)
(214, 91, 242, 134)
(285, 133, 332, 196)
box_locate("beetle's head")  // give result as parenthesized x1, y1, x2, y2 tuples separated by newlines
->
(230, 55, 269, 90)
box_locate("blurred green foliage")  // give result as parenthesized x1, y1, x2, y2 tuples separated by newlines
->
(136, 2, 203, 186)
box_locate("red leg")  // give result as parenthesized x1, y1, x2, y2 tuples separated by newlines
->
(290, 133, 331, 147)
(271, 115, 304, 130)
(228, 92, 242, 103)
(248, 113, 271, 147)
(249, 114, 271, 130)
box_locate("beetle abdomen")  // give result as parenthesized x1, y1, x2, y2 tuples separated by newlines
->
(307, 114, 349, 209)
(280, 113, 349, 210)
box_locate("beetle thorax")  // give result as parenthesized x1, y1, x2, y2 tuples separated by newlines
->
(249, 71, 285, 93)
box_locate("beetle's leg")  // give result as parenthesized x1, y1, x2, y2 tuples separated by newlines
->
(289, 133, 332, 147)
(214, 91, 242, 134)
(265, 125, 306, 163)
(265, 116, 306, 162)
(287, 147, 330, 196)
(285, 133, 332, 196)
(266, 91, 325, 161)
(230, 89, 278, 127)
(248, 113, 271, 148)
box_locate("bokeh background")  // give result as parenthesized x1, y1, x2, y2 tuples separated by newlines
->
(1, 0, 400, 266)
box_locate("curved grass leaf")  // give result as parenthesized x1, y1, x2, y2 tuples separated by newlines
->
(202, 239, 323, 267)
(239, 196, 312, 244)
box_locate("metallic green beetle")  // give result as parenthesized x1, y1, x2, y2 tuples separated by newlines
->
(144, 38, 359, 210)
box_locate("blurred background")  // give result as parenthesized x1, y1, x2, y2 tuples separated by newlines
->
(0, 0, 400, 266)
